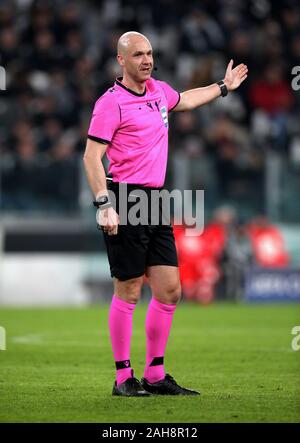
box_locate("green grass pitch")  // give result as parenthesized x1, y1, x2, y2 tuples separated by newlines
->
(0, 303, 299, 423)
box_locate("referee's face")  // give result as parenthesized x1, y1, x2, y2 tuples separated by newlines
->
(118, 36, 153, 83)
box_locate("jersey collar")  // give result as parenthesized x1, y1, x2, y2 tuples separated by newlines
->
(115, 77, 146, 97)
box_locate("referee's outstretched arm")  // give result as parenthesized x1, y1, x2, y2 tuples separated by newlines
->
(174, 59, 248, 112)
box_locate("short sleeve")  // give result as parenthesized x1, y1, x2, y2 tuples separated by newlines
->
(88, 93, 120, 144)
(157, 80, 181, 112)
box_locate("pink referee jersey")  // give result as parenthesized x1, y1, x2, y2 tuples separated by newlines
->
(88, 77, 180, 188)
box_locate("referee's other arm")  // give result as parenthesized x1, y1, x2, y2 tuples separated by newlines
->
(83, 139, 119, 235)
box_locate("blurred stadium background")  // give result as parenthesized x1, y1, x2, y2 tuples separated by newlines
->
(1, 0, 300, 306)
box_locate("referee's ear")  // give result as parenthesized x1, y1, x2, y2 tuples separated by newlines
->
(117, 54, 125, 68)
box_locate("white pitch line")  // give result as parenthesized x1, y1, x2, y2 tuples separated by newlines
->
(11, 334, 44, 345)
(11, 334, 99, 347)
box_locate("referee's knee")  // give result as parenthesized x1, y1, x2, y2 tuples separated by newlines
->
(164, 282, 182, 305)
(114, 276, 144, 304)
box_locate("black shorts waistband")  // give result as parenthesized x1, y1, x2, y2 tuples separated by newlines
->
(107, 179, 163, 194)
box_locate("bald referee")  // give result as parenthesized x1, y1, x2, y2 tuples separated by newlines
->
(83, 32, 248, 396)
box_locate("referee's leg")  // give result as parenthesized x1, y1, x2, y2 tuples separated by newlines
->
(143, 265, 181, 383)
(141, 265, 199, 395)
(110, 276, 150, 396)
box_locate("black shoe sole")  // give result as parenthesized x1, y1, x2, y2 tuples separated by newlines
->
(141, 379, 200, 396)
(112, 387, 151, 397)
(141, 389, 199, 396)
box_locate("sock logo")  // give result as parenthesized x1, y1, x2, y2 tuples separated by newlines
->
(116, 359, 131, 370)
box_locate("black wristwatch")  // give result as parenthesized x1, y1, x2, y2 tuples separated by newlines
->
(93, 195, 112, 210)
(217, 80, 228, 97)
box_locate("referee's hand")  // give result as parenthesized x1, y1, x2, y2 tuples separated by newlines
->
(97, 207, 119, 236)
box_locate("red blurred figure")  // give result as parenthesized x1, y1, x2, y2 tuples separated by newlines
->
(247, 216, 290, 267)
(249, 63, 294, 114)
(173, 224, 220, 304)
(173, 206, 236, 304)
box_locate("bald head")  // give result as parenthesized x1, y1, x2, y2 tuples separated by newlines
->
(116, 31, 153, 85)
(117, 31, 152, 56)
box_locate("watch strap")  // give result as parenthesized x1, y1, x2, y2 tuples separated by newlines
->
(217, 80, 228, 97)
(93, 195, 112, 209)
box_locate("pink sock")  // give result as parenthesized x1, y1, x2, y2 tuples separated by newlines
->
(108, 295, 136, 386)
(144, 297, 177, 383)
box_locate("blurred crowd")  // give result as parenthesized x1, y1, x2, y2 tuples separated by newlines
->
(0, 0, 300, 214)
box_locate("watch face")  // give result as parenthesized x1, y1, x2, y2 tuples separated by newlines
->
(99, 196, 109, 204)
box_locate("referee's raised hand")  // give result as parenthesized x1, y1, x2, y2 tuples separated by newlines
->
(223, 59, 248, 91)
(97, 206, 119, 236)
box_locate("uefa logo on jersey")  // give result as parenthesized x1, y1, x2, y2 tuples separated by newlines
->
(160, 106, 168, 127)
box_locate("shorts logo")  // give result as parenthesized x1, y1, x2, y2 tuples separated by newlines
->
(160, 106, 168, 127)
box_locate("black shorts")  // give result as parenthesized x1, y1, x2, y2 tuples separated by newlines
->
(102, 181, 178, 281)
